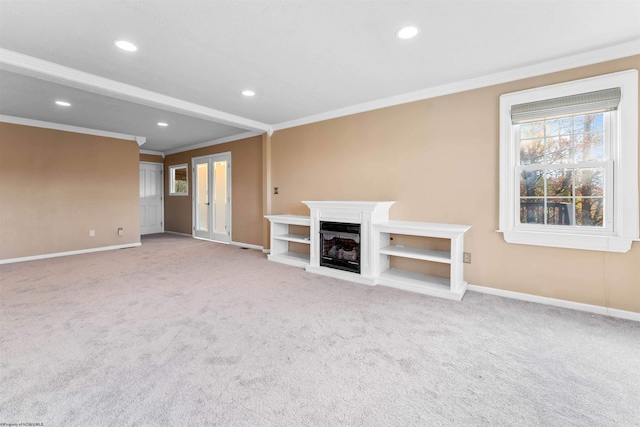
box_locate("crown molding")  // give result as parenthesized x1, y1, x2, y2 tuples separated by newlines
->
(271, 40, 640, 132)
(140, 149, 165, 158)
(0, 48, 271, 134)
(163, 130, 263, 155)
(0, 114, 143, 142)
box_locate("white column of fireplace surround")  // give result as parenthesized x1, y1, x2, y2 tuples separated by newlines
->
(302, 201, 395, 285)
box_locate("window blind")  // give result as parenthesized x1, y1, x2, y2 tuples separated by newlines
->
(511, 87, 621, 124)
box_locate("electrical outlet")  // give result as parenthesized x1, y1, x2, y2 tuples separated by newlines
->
(274, 187, 279, 194)
(463, 252, 471, 264)
(89, 229, 95, 237)
(118, 228, 123, 237)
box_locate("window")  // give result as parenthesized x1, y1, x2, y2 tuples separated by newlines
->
(499, 70, 638, 252)
(518, 110, 611, 229)
(169, 164, 188, 196)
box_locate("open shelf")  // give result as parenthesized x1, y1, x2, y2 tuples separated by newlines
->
(265, 215, 311, 269)
(375, 220, 470, 238)
(374, 220, 470, 301)
(267, 251, 310, 268)
(378, 269, 464, 301)
(379, 245, 450, 263)
(272, 233, 311, 244)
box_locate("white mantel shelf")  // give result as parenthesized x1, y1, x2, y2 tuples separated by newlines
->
(302, 200, 396, 210)
(265, 202, 471, 301)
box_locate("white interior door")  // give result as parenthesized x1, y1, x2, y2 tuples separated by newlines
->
(193, 153, 231, 243)
(140, 162, 163, 235)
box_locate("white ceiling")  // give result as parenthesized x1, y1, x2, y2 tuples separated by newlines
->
(0, 0, 639, 152)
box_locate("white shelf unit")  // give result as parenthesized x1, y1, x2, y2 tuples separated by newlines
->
(374, 221, 471, 301)
(265, 215, 311, 268)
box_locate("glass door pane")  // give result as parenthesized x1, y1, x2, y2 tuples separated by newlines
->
(213, 160, 227, 234)
(196, 162, 209, 232)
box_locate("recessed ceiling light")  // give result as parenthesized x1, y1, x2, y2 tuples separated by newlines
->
(55, 100, 71, 107)
(114, 40, 138, 52)
(396, 26, 418, 39)
(242, 90, 255, 97)
(157, 122, 168, 127)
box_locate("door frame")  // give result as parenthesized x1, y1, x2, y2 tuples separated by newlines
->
(191, 152, 232, 243)
(139, 161, 164, 235)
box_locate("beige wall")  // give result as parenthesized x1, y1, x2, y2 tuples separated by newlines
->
(0, 123, 140, 260)
(139, 153, 164, 163)
(2, 56, 636, 312)
(270, 55, 640, 313)
(163, 135, 263, 246)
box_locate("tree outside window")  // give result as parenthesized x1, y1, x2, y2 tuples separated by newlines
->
(518, 113, 606, 227)
(169, 164, 188, 196)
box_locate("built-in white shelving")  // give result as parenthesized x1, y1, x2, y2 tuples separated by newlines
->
(379, 269, 452, 297)
(374, 221, 471, 301)
(265, 215, 311, 268)
(266, 206, 471, 302)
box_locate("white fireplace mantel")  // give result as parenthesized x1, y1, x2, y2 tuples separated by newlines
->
(302, 201, 394, 284)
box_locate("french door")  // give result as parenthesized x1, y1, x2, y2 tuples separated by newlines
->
(193, 153, 231, 243)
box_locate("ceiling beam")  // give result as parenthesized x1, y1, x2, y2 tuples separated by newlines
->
(0, 48, 272, 135)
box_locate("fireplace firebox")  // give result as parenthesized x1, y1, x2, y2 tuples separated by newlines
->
(319, 221, 361, 274)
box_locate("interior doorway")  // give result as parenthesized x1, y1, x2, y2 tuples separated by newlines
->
(192, 152, 231, 243)
(139, 162, 164, 235)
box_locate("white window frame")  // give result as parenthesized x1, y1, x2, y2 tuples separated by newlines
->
(499, 70, 638, 253)
(168, 163, 189, 196)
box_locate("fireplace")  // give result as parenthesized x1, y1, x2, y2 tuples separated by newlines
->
(302, 201, 394, 284)
(319, 221, 361, 273)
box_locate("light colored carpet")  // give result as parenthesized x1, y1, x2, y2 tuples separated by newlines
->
(1, 234, 638, 426)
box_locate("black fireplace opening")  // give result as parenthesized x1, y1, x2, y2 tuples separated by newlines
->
(319, 221, 361, 274)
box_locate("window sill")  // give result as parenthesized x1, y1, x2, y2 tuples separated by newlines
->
(498, 229, 634, 253)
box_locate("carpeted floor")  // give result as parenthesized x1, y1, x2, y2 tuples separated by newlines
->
(1, 233, 638, 426)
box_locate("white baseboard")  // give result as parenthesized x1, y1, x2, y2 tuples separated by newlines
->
(467, 284, 640, 322)
(230, 241, 264, 251)
(0, 243, 142, 265)
(163, 231, 192, 238)
(167, 233, 264, 251)
(262, 248, 270, 254)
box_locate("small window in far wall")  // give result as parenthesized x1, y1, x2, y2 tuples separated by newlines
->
(169, 164, 188, 196)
